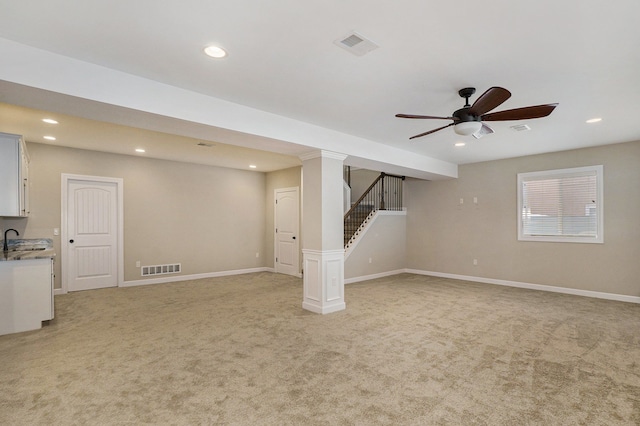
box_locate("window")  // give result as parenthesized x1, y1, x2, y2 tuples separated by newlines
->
(517, 165, 603, 243)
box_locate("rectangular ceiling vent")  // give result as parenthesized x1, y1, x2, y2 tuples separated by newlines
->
(334, 31, 379, 56)
(510, 124, 531, 132)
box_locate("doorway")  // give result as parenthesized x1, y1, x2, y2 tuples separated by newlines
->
(62, 174, 124, 292)
(274, 187, 300, 276)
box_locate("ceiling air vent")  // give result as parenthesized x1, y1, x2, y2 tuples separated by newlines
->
(334, 31, 379, 56)
(510, 124, 531, 132)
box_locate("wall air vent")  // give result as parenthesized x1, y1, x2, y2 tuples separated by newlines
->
(510, 124, 531, 132)
(333, 31, 379, 56)
(141, 263, 181, 276)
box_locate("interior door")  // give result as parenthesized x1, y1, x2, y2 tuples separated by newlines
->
(66, 179, 119, 291)
(275, 187, 299, 276)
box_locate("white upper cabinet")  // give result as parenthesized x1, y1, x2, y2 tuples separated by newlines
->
(0, 132, 29, 217)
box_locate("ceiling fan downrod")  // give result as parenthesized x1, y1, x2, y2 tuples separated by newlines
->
(458, 87, 476, 107)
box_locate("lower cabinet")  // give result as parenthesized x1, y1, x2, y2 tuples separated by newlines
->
(0, 258, 54, 336)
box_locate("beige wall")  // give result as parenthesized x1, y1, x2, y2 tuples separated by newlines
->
(5, 139, 638, 297)
(349, 168, 380, 202)
(4, 143, 267, 289)
(264, 167, 302, 268)
(345, 212, 406, 280)
(405, 140, 640, 297)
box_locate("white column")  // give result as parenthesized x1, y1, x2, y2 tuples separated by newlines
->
(299, 150, 347, 314)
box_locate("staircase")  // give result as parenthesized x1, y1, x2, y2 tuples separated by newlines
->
(344, 172, 405, 249)
(344, 204, 375, 246)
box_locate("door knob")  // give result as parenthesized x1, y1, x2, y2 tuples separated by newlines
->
(69, 239, 74, 243)
(292, 236, 296, 240)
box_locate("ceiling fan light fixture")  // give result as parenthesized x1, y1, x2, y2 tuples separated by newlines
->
(454, 121, 482, 136)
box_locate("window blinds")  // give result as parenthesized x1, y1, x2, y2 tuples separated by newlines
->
(518, 166, 603, 242)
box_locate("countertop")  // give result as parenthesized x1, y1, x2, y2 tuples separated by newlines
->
(1, 238, 55, 261)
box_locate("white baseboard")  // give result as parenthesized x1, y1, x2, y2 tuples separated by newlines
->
(405, 269, 640, 304)
(345, 269, 406, 285)
(55, 266, 639, 305)
(121, 267, 273, 288)
(53, 267, 280, 295)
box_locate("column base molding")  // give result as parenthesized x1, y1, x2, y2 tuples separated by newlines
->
(302, 249, 345, 314)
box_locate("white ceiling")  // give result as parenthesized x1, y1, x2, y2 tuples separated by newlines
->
(0, 1, 639, 177)
(0, 101, 302, 173)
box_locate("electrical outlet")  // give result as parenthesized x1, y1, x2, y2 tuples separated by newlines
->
(369, 257, 372, 263)
(473, 259, 478, 266)
(256, 252, 260, 258)
(473, 197, 478, 204)
(136, 261, 141, 268)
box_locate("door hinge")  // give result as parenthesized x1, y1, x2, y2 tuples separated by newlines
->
(276, 257, 278, 262)
(275, 228, 278, 233)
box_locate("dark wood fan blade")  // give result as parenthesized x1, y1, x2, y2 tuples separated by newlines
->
(468, 87, 511, 116)
(481, 103, 558, 121)
(408, 123, 455, 140)
(396, 114, 455, 120)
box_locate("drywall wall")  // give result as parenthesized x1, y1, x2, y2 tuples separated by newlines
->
(264, 167, 302, 269)
(3, 143, 267, 289)
(344, 211, 406, 280)
(349, 168, 380, 203)
(405, 140, 640, 297)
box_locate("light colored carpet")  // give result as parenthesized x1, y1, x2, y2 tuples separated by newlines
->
(1, 272, 639, 425)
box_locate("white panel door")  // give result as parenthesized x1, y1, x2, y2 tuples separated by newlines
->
(275, 187, 299, 276)
(67, 179, 118, 291)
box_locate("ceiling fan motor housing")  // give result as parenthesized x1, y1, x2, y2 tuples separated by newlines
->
(453, 108, 480, 123)
(453, 106, 482, 135)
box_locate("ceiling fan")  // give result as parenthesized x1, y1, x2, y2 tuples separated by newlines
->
(396, 87, 558, 140)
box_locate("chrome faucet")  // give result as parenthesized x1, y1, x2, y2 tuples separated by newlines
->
(3, 229, 19, 251)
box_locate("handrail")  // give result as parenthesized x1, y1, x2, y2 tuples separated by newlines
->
(344, 173, 384, 220)
(344, 172, 405, 247)
(344, 172, 404, 220)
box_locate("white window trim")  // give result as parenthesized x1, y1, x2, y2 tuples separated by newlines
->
(517, 165, 604, 244)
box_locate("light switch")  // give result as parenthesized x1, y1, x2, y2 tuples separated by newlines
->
(53, 228, 60, 236)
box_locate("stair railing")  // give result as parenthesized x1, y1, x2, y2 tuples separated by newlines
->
(344, 172, 405, 247)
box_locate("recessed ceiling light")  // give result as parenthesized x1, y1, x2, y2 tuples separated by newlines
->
(204, 45, 227, 58)
(135, 148, 146, 153)
(454, 142, 466, 147)
(43, 135, 56, 141)
(249, 164, 257, 169)
(42, 118, 58, 124)
(586, 117, 602, 124)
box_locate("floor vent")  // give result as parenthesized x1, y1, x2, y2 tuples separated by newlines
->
(333, 31, 379, 56)
(141, 263, 181, 276)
